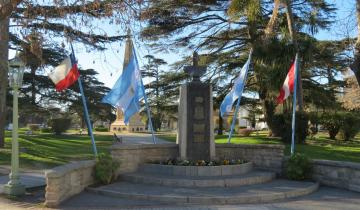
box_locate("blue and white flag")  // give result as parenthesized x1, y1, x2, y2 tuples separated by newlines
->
(220, 52, 252, 117)
(101, 47, 145, 124)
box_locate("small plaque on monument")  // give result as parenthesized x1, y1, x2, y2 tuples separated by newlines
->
(177, 52, 215, 161)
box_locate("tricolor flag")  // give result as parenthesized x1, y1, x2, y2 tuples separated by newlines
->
(49, 54, 79, 91)
(276, 57, 297, 104)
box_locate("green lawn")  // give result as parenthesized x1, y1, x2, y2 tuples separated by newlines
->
(158, 131, 360, 163)
(1, 129, 359, 170)
(0, 129, 113, 169)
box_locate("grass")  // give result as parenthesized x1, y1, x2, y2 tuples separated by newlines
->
(1, 129, 360, 170)
(0, 129, 113, 170)
(158, 131, 360, 163)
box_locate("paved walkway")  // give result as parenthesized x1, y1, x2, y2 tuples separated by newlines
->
(58, 186, 360, 210)
(106, 132, 173, 144)
(0, 172, 46, 194)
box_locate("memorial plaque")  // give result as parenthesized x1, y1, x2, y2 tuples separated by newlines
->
(193, 124, 205, 133)
(194, 106, 204, 120)
(193, 134, 205, 143)
(177, 52, 215, 161)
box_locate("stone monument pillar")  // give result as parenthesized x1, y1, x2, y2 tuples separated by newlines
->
(177, 52, 215, 161)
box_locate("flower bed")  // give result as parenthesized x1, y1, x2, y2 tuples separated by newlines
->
(151, 158, 248, 166)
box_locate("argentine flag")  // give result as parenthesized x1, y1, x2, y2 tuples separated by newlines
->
(220, 52, 252, 117)
(101, 47, 145, 124)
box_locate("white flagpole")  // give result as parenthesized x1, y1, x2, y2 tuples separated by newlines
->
(290, 54, 299, 155)
(227, 49, 253, 144)
(70, 43, 98, 156)
(134, 48, 157, 144)
(228, 97, 241, 143)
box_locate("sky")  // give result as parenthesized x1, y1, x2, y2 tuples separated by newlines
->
(9, 0, 358, 88)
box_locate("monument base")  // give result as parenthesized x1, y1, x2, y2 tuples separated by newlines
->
(177, 82, 215, 161)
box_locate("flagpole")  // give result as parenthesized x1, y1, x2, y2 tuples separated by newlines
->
(290, 54, 299, 155)
(141, 84, 157, 144)
(228, 98, 241, 143)
(227, 49, 253, 144)
(134, 48, 157, 144)
(70, 43, 98, 157)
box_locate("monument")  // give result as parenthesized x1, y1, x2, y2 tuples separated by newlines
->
(177, 52, 215, 161)
(109, 31, 146, 133)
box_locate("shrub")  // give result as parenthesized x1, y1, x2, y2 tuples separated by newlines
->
(28, 124, 40, 131)
(95, 153, 120, 185)
(282, 112, 309, 144)
(339, 112, 360, 141)
(238, 128, 252, 137)
(40, 127, 52, 133)
(320, 113, 342, 140)
(269, 114, 285, 137)
(94, 126, 109, 132)
(48, 118, 71, 135)
(286, 153, 312, 180)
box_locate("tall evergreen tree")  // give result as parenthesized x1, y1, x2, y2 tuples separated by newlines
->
(0, 0, 136, 146)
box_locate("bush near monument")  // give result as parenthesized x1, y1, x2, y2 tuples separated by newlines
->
(95, 153, 120, 185)
(27, 124, 40, 132)
(238, 128, 252, 137)
(319, 113, 342, 140)
(339, 112, 360, 141)
(270, 112, 309, 143)
(286, 153, 312, 180)
(41, 127, 52, 133)
(48, 118, 71, 135)
(94, 126, 109, 132)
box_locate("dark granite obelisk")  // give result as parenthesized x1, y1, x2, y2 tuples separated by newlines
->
(177, 52, 215, 161)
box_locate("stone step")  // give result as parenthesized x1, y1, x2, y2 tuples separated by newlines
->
(87, 179, 319, 205)
(121, 170, 275, 187)
(139, 162, 253, 177)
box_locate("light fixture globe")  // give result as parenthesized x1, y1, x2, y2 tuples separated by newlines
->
(8, 53, 25, 88)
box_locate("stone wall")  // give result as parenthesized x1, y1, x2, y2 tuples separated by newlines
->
(111, 143, 284, 176)
(216, 144, 285, 174)
(45, 160, 95, 207)
(111, 144, 179, 176)
(312, 159, 360, 192)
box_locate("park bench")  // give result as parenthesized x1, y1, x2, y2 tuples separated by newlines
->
(113, 133, 123, 144)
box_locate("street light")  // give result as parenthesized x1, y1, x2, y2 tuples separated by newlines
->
(4, 52, 26, 196)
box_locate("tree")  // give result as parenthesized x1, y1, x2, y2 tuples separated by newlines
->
(341, 74, 360, 111)
(142, 55, 169, 131)
(351, 0, 360, 85)
(138, 0, 338, 137)
(0, 0, 135, 147)
(0, 0, 21, 147)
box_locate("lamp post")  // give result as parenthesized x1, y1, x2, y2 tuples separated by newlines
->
(4, 53, 26, 196)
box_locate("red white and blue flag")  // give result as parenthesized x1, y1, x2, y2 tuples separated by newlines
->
(49, 54, 79, 91)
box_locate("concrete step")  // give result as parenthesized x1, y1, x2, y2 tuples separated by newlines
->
(87, 179, 319, 205)
(139, 162, 253, 177)
(121, 170, 275, 187)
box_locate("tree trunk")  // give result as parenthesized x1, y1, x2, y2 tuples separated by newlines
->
(31, 66, 36, 105)
(264, 0, 280, 39)
(0, 17, 9, 147)
(218, 110, 223, 135)
(351, 0, 360, 85)
(284, 0, 304, 111)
